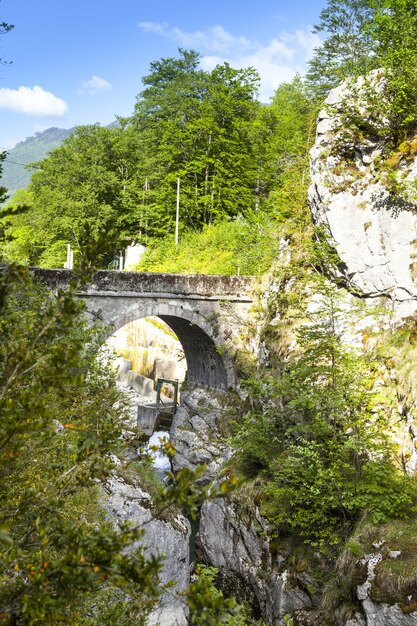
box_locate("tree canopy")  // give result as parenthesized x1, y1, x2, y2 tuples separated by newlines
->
(0, 265, 163, 623)
(2, 50, 316, 270)
(370, 0, 417, 140)
(131, 49, 261, 235)
(307, 0, 377, 99)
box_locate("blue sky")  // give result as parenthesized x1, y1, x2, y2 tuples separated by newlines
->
(0, 0, 327, 150)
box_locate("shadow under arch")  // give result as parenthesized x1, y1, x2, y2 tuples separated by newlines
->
(106, 303, 233, 390)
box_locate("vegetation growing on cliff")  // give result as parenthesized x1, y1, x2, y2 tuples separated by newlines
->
(232, 277, 416, 548)
(309, 0, 417, 139)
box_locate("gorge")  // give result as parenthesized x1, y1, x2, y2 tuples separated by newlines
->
(97, 73, 417, 626)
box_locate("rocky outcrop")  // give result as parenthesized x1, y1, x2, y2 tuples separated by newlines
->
(104, 381, 191, 625)
(105, 475, 190, 626)
(171, 388, 314, 625)
(354, 550, 417, 626)
(309, 70, 417, 318)
(171, 388, 233, 483)
(359, 598, 417, 626)
(198, 498, 315, 626)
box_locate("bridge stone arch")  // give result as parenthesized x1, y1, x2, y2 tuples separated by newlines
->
(105, 302, 231, 389)
(33, 269, 256, 390)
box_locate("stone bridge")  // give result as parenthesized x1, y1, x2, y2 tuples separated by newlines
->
(33, 269, 257, 390)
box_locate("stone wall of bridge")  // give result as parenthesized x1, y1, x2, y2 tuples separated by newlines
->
(33, 269, 257, 390)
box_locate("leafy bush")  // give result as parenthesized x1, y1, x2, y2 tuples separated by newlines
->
(0, 264, 167, 624)
(136, 216, 282, 276)
(232, 280, 416, 548)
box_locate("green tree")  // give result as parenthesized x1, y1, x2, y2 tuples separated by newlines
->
(0, 265, 165, 624)
(137, 75, 316, 277)
(19, 124, 141, 267)
(307, 0, 376, 100)
(0, 151, 8, 207)
(0, 189, 34, 263)
(369, 0, 417, 141)
(131, 49, 208, 237)
(131, 49, 261, 237)
(233, 280, 415, 547)
(262, 76, 316, 229)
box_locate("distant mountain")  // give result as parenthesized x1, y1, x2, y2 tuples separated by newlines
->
(2, 121, 120, 200)
(1, 127, 74, 198)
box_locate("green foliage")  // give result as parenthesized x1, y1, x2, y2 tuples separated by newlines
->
(131, 49, 262, 237)
(307, 0, 377, 100)
(137, 75, 316, 276)
(137, 216, 282, 276)
(0, 151, 8, 209)
(373, 322, 417, 410)
(153, 463, 238, 522)
(187, 565, 257, 625)
(4, 124, 142, 267)
(369, 0, 417, 141)
(263, 78, 316, 237)
(0, 264, 167, 623)
(233, 279, 416, 547)
(0, 189, 35, 263)
(309, 0, 417, 140)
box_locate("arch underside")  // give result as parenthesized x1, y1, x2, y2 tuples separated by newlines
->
(159, 314, 227, 389)
(93, 298, 233, 390)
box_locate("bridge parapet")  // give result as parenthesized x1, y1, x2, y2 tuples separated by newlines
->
(31, 269, 256, 301)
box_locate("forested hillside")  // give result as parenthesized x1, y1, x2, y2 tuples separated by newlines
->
(1, 127, 74, 198)
(3, 1, 417, 624)
(1, 49, 313, 270)
(3, 0, 415, 275)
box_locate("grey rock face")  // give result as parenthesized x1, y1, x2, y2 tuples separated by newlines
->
(198, 499, 313, 626)
(344, 614, 367, 626)
(355, 551, 417, 626)
(172, 388, 313, 625)
(309, 70, 417, 317)
(171, 388, 233, 483)
(105, 475, 190, 626)
(360, 598, 417, 626)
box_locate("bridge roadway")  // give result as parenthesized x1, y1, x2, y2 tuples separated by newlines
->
(33, 269, 257, 390)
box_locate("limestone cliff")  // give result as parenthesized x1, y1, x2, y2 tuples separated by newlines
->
(308, 71, 417, 626)
(309, 70, 417, 318)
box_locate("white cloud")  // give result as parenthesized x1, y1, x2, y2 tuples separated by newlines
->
(138, 22, 322, 101)
(139, 21, 170, 36)
(0, 85, 68, 116)
(139, 22, 251, 53)
(80, 75, 112, 95)
(172, 24, 252, 53)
